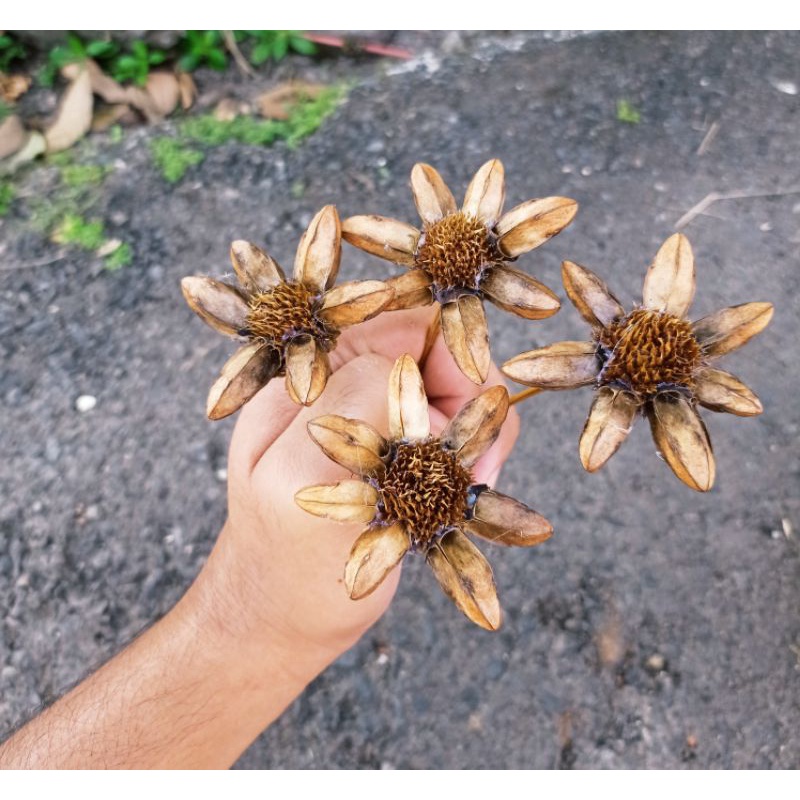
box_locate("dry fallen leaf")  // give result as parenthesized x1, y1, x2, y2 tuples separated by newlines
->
(213, 97, 246, 121)
(45, 67, 93, 153)
(255, 81, 324, 120)
(0, 114, 26, 159)
(0, 73, 31, 103)
(177, 72, 197, 110)
(0, 131, 45, 173)
(145, 71, 180, 117)
(91, 103, 132, 132)
(63, 59, 161, 123)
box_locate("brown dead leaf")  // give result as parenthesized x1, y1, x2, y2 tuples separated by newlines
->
(91, 103, 132, 132)
(45, 67, 93, 153)
(145, 71, 180, 117)
(177, 72, 197, 110)
(0, 73, 31, 103)
(63, 59, 161, 123)
(1, 131, 45, 173)
(213, 98, 248, 122)
(256, 81, 324, 120)
(0, 114, 26, 159)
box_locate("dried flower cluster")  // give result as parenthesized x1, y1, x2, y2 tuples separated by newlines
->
(180, 160, 772, 629)
(182, 206, 393, 417)
(296, 355, 552, 629)
(502, 234, 773, 491)
(342, 159, 577, 383)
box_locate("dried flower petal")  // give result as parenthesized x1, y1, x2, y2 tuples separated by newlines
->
(464, 489, 553, 547)
(692, 302, 774, 358)
(648, 395, 715, 492)
(427, 530, 502, 631)
(294, 480, 379, 523)
(307, 415, 388, 477)
(341, 215, 420, 266)
(481, 265, 561, 320)
(345, 523, 409, 600)
(293, 205, 341, 292)
(578, 387, 640, 471)
(318, 280, 394, 328)
(441, 296, 491, 385)
(388, 354, 430, 442)
(496, 197, 578, 258)
(561, 260, 624, 329)
(285, 335, 330, 406)
(441, 385, 509, 468)
(461, 158, 506, 225)
(206, 343, 280, 420)
(642, 233, 696, 317)
(503, 341, 600, 389)
(181, 276, 248, 336)
(383, 270, 435, 311)
(411, 163, 457, 225)
(230, 240, 285, 293)
(693, 367, 763, 416)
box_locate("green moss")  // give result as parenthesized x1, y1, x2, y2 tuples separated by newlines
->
(104, 242, 132, 271)
(178, 85, 346, 149)
(284, 85, 345, 146)
(53, 213, 106, 250)
(0, 180, 14, 216)
(109, 125, 124, 144)
(61, 164, 109, 187)
(616, 99, 641, 124)
(150, 137, 205, 183)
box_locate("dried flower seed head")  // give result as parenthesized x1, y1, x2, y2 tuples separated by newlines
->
(416, 212, 499, 298)
(598, 309, 702, 396)
(379, 440, 472, 548)
(246, 282, 336, 350)
(181, 206, 394, 418)
(342, 160, 576, 384)
(297, 354, 553, 630)
(502, 233, 774, 491)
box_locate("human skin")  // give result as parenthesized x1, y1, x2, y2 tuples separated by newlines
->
(0, 306, 519, 769)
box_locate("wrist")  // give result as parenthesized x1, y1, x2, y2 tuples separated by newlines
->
(180, 520, 339, 689)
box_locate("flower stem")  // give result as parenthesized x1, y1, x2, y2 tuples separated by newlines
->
(508, 386, 542, 406)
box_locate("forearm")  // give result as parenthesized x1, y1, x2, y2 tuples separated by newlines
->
(0, 526, 331, 769)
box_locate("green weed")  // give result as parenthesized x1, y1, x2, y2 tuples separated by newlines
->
(104, 242, 132, 271)
(61, 164, 109, 187)
(179, 85, 345, 149)
(616, 99, 641, 124)
(0, 34, 26, 72)
(242, 31, 316, 65)
(179, 31, 227, 72)
(110, 41, 166, 86)
(150, 138, 205, 183)
(0, 181, 15, 216)
(53, 213, 106, 250)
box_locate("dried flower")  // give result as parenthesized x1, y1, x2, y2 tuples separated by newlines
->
(295, 354, 553, 630)
(181, 205, 394, 418)
(502, 234, 774, 491)
(341, 160, 578, 384)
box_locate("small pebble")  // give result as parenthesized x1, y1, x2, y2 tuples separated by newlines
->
(376, 652, 389, 666)
(771, 79, 798, 96)
(646, 653, 666, 672)
(75, 395, 97, 413)
(581, 166, 593, 177)
(759, 222, 772, 232)
(215, 467, 228, 482)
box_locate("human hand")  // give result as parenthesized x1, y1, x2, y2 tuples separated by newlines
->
(201, 305, 520, 684)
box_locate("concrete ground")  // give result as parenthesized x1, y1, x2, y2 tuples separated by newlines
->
(1, 30, 798, 768)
